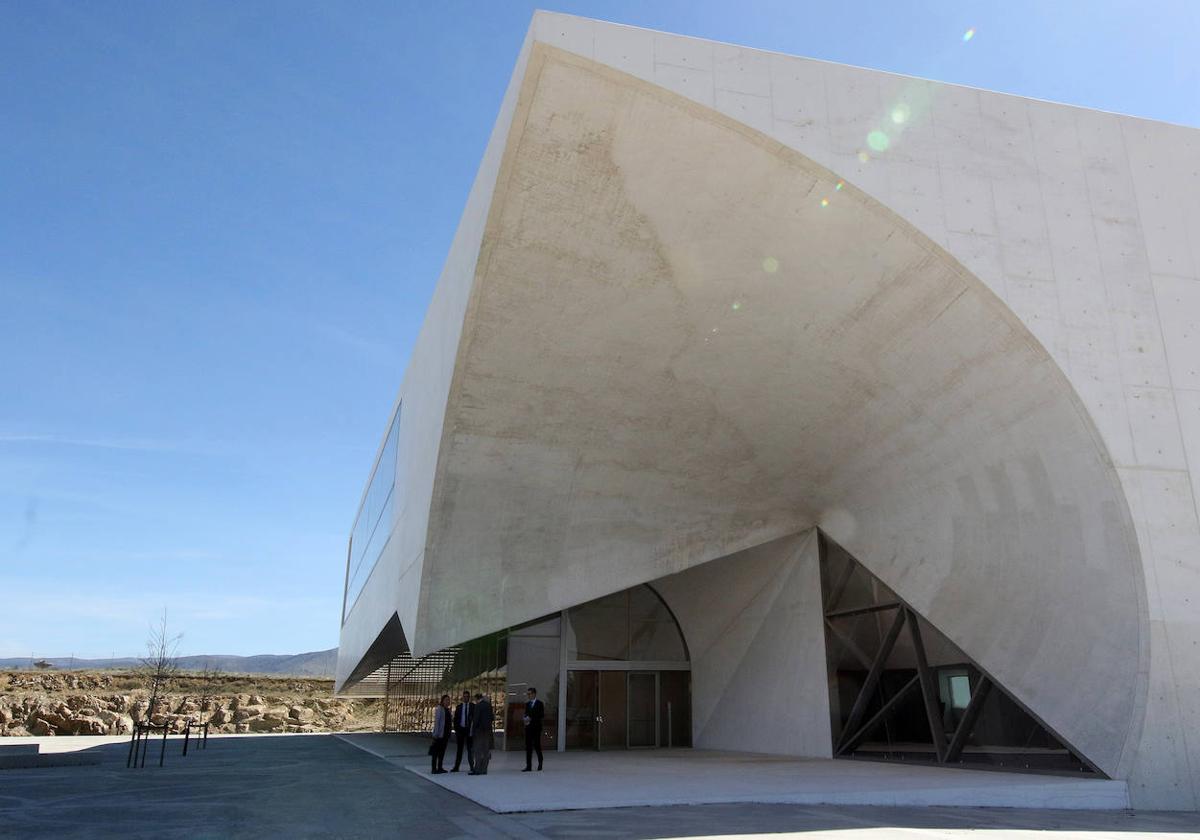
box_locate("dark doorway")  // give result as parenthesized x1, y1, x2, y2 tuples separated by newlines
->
(627, 672, 657, 747)
(565, 668, 687, 749)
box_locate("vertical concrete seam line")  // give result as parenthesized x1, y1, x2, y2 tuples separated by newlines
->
(708, 37, 716, 108)
(928, 87, 954, 252)
(816, 61, 838, 190)
(1024, 102, 1074, 384)
(982, 104, 1011, 302)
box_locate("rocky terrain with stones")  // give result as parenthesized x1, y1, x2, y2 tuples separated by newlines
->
(0, 670, 384, 737)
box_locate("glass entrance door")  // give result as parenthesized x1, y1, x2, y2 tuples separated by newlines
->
(597, 671, 627, 750)
(566, 669, 666, 749)
(627, 672, 658, 748)
(565, 670, 597, 749)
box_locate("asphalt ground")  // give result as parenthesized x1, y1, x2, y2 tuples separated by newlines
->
(1, 734, 1198, 839)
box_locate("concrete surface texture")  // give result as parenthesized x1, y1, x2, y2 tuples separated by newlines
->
(653, 531, 832, 757)
(4, 734, 1200, 839)
(337, 11, 1200, 810)
(340, 736, 1131, 813)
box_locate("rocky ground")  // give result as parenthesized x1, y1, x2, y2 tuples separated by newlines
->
(0, 670, 384, 737)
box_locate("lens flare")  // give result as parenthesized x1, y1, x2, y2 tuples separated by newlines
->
(890, 104, 910, 125)
(857, 150, 870, 163)
(820, 198, 829, 207)
(867, 130, 890, 152)
(731, 301, 742, 311)
(963, 27, 975, 42)
(835, 180, 845, 191)
(762, 256, 779, 274)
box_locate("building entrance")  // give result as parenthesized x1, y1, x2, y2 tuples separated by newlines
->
(598, 671, 627, 749)
(365, 582, 691, 751)
(565, 668, 687, 749)
(628, 672, 656, 748)
(559, 584, 692, 750)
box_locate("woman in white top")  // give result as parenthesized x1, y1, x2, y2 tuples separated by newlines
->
(430, 694, 452, 773)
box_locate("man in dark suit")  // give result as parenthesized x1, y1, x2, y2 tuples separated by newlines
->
(450, 690, 474, 772)
(522, 686, 545, 772)
(468, 692, 494, 775)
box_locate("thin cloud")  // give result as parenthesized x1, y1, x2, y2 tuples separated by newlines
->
(0, 434, 184, 453)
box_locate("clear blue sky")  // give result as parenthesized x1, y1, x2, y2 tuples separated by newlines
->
(2, 1, 1197, 660)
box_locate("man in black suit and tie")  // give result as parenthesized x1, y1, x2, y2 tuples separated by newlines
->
(468, 692, 494, 775)
(450, 690, 474, 772)
(522, 686, 545, 772)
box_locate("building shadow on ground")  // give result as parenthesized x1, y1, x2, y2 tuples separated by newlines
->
(1, 734, 1198, 838)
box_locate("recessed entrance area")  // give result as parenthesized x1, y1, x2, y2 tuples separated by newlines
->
(563, 585, 692, 750)
(565, 669, 691, 749)
(364, 583, 691, 753)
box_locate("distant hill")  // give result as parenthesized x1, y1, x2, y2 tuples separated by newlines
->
(0, 648, 337, 677)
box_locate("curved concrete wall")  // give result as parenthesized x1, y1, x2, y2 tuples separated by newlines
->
(340, 13, 1200, 807)
(414, 42, 1146, 781)
(518, 16, 1200, 808)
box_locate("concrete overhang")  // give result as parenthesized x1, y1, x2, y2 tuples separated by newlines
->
(399, 41, 1147, 778)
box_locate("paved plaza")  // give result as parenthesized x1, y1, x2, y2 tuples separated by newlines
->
(340, 733, 1128, 812)
(1, 734, 1198, 838)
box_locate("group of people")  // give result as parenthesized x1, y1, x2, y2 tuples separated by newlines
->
(429, 687, 545, 775)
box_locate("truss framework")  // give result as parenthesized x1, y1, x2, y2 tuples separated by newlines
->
(819, 532, 1099, 775)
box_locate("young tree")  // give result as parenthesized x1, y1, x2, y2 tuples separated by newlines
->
(139, 609, 182, 723)
(197, 661, 222, 725)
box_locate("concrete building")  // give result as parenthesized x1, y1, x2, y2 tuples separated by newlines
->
(336, 12, 1200, 809)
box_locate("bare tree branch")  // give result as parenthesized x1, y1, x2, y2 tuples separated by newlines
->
(197, 660, 222, 725)
(139, 608, 182, 722)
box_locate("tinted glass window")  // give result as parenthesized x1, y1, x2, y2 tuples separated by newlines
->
(343, 407, 400, 620)
(567, 586, 687, 663)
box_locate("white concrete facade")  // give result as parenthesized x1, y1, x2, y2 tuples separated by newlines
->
(338, 13, 1200, 809)
(656, 532, 830, 758)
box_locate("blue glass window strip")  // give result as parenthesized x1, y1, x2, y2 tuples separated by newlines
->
(343, 407, 400, 620)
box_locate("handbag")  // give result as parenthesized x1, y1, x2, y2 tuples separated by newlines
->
(427, 740, 437, 756)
